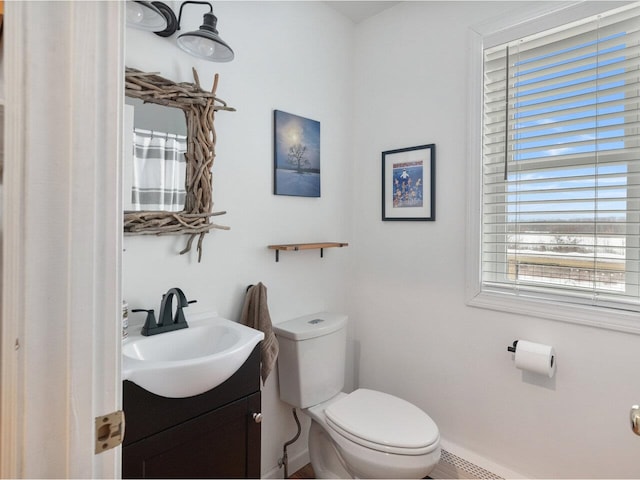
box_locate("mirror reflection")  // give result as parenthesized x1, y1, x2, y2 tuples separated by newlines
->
(123, 97, 188, 212)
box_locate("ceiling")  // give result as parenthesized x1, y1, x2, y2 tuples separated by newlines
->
(325, 1, 401, 23)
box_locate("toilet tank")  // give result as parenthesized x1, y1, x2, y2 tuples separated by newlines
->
(273, 312, 347, 409)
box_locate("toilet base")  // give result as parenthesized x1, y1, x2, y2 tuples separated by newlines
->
(309, 421, 352, 479)
(308, 419, 441, 479)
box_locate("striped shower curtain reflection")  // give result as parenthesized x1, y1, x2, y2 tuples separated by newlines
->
(131, 128, 186, 211)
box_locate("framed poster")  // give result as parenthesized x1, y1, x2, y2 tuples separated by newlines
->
(382, 144, 435, 221)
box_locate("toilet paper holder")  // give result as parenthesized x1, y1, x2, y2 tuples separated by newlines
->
(507, 339, 556, 371)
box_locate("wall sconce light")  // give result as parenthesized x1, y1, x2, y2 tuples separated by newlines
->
(126, 1, 168, 32)
(149, 1, 235, 63)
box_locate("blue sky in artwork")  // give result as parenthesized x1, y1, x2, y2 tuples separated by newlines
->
(274, 110, 320, 170)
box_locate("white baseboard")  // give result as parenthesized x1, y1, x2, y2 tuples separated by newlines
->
(262, 448, 310, 479)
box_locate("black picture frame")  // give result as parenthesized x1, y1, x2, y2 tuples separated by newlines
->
(382, 144, 435, 221)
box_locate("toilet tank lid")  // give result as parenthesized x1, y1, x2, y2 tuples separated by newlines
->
(273, 312, 347, 340)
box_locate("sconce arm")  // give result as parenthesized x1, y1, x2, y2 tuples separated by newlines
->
(177, 1, 213, 32)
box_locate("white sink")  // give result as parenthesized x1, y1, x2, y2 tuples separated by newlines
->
(122, 311, 264, 398)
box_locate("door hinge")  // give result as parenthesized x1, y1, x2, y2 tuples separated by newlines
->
(95, 410, 125, 454)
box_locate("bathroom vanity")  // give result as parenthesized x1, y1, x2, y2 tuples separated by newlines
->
(122, 345, 261, 478)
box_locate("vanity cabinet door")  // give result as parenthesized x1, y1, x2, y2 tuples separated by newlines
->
(123, 391, 261, 479)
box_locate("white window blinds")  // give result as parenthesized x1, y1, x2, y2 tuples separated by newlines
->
(482, 3, 640, 311)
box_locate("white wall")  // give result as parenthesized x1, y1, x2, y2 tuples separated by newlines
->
(124, 1, 354, 476)
(352, 2, 640, 478)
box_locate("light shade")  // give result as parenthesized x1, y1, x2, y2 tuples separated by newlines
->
(126, 1, 168, 31)
(177, 12, 234, 62)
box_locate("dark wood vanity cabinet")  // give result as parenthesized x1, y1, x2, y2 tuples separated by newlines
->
(122, 346, 261, 479)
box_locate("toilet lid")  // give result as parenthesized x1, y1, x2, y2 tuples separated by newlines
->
(324, 389, 439, 453)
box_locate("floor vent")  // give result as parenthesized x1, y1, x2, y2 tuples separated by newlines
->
(431, 449, 504, 480)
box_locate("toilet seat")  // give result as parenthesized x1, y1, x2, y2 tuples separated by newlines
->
(324, 389, 440, 456)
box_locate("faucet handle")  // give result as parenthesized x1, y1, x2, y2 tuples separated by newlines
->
(133, 309, 158, 336)
(173, 299, 196, 326)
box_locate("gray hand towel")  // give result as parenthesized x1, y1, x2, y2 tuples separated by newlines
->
(240, 282, 279, 384)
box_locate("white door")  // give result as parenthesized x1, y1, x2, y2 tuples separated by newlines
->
(1, 2, 123, 477)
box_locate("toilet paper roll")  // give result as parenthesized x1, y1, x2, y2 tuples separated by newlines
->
(514, 340, 556, 378)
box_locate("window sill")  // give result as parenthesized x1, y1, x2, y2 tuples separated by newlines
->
(466, 289, 640, 335)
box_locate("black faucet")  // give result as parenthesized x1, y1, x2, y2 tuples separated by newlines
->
(132, 288, 196, 336)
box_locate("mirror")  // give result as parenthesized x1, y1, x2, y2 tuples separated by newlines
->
(124, 67, 235, 261)
(124, 97, 188, 212)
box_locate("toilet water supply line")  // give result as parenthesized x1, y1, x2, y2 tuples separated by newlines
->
(278, 408, 302, 478)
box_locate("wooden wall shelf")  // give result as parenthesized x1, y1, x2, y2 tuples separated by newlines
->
(267, 242, 348, 262)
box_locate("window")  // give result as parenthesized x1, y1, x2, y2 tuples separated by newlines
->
(471, 3, 640, 331)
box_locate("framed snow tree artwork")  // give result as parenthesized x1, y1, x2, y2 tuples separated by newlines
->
(273, 110, 321, 197)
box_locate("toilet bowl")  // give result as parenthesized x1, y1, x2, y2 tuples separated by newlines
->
(273, 312, 441, 479)
(305, 390, 441, 479)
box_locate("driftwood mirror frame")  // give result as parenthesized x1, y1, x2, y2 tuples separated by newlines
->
(124, 67, 235, 261)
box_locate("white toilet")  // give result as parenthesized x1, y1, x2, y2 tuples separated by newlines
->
(273, 312, 441, 479)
